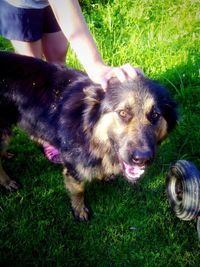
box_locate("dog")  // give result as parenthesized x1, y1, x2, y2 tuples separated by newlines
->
(0, 51, 178, 221)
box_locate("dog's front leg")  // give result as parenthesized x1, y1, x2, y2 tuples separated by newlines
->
(63, 168, 89, 221)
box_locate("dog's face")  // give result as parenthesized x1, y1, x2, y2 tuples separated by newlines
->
(84, 76, 178, 183)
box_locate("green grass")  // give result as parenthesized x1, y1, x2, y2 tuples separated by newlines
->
(0, 0, 200, 266)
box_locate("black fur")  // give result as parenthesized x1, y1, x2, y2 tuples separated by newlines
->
(0, 51, 178, 220)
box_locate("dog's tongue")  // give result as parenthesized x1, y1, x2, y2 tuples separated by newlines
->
(122, 161, 145, 181)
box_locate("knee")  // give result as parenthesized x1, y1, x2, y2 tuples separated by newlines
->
(45, 43, 68, 65)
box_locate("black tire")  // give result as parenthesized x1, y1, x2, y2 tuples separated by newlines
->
(166, 160, 200, 220)
(197, 218, 200, 240)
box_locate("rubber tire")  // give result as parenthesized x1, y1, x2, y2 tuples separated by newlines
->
(197, 218, 200, 240)
(166, 160, 200, 220)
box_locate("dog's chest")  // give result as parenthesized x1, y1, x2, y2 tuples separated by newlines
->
(101, 154, 121, 175)
(76, 156, 121, 182)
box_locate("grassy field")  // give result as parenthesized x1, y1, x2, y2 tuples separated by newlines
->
(0, 0, 200, 266)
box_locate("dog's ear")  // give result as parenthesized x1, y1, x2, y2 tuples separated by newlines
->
(163, 100, 179, 132)
(83, 85, 105, 104)
(83, 85, 105, 133)
(148, 79, 179, 133)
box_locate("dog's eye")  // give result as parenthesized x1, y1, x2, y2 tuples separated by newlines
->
(150, 112, 160, 123)
(118, 110, 132, 122)
(152, 112, 160, 119)
(119, 110, 128, 118)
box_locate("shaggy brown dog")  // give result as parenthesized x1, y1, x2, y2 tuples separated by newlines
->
(0, 52, 178, 221)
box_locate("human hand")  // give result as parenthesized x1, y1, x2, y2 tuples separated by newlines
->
(88, 63, 144, 90)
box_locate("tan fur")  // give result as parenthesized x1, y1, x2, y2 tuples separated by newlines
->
(63, 168, 89, 221)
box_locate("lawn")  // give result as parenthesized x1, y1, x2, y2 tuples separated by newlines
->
(0, 0, 200, 266)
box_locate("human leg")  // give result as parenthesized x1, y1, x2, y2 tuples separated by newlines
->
(41, 5, 68, 64)
(42, 31, 68, 64)
(11, 39, 42, 58)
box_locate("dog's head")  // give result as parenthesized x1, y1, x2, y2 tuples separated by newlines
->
(83, 75, 178, 182)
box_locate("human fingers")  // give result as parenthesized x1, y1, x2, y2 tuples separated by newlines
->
(105, 65, 144, 83)
(100, 78, 108, 91)
(104, 67, 127, 83)
(120, 64, 144, 79)
(99, 67, 127, 90)
(99, 66, 144, 90)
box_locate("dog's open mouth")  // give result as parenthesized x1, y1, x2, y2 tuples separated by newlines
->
(121, 160, 145, 182)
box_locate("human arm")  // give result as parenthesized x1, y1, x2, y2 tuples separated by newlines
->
(48, 0, 142, 89)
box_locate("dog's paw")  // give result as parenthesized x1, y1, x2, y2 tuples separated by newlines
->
(4, 180, 20, 191)
(1, 151, 15, 159)
(73, 206, 90, 222)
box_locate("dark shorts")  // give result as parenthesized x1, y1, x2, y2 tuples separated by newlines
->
(0, 1, 61, 42)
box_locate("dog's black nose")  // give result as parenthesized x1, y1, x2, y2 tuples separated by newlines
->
(132, 150, 153, 166)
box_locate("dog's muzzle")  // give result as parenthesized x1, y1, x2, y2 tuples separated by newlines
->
(120, 149, 154, 182)
(122, 161, 145, 182)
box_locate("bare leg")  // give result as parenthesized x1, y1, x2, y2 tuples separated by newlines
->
(11, 31, 68, 64)
(11, 39, 43, 58)
(42, 31, 68, 64)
